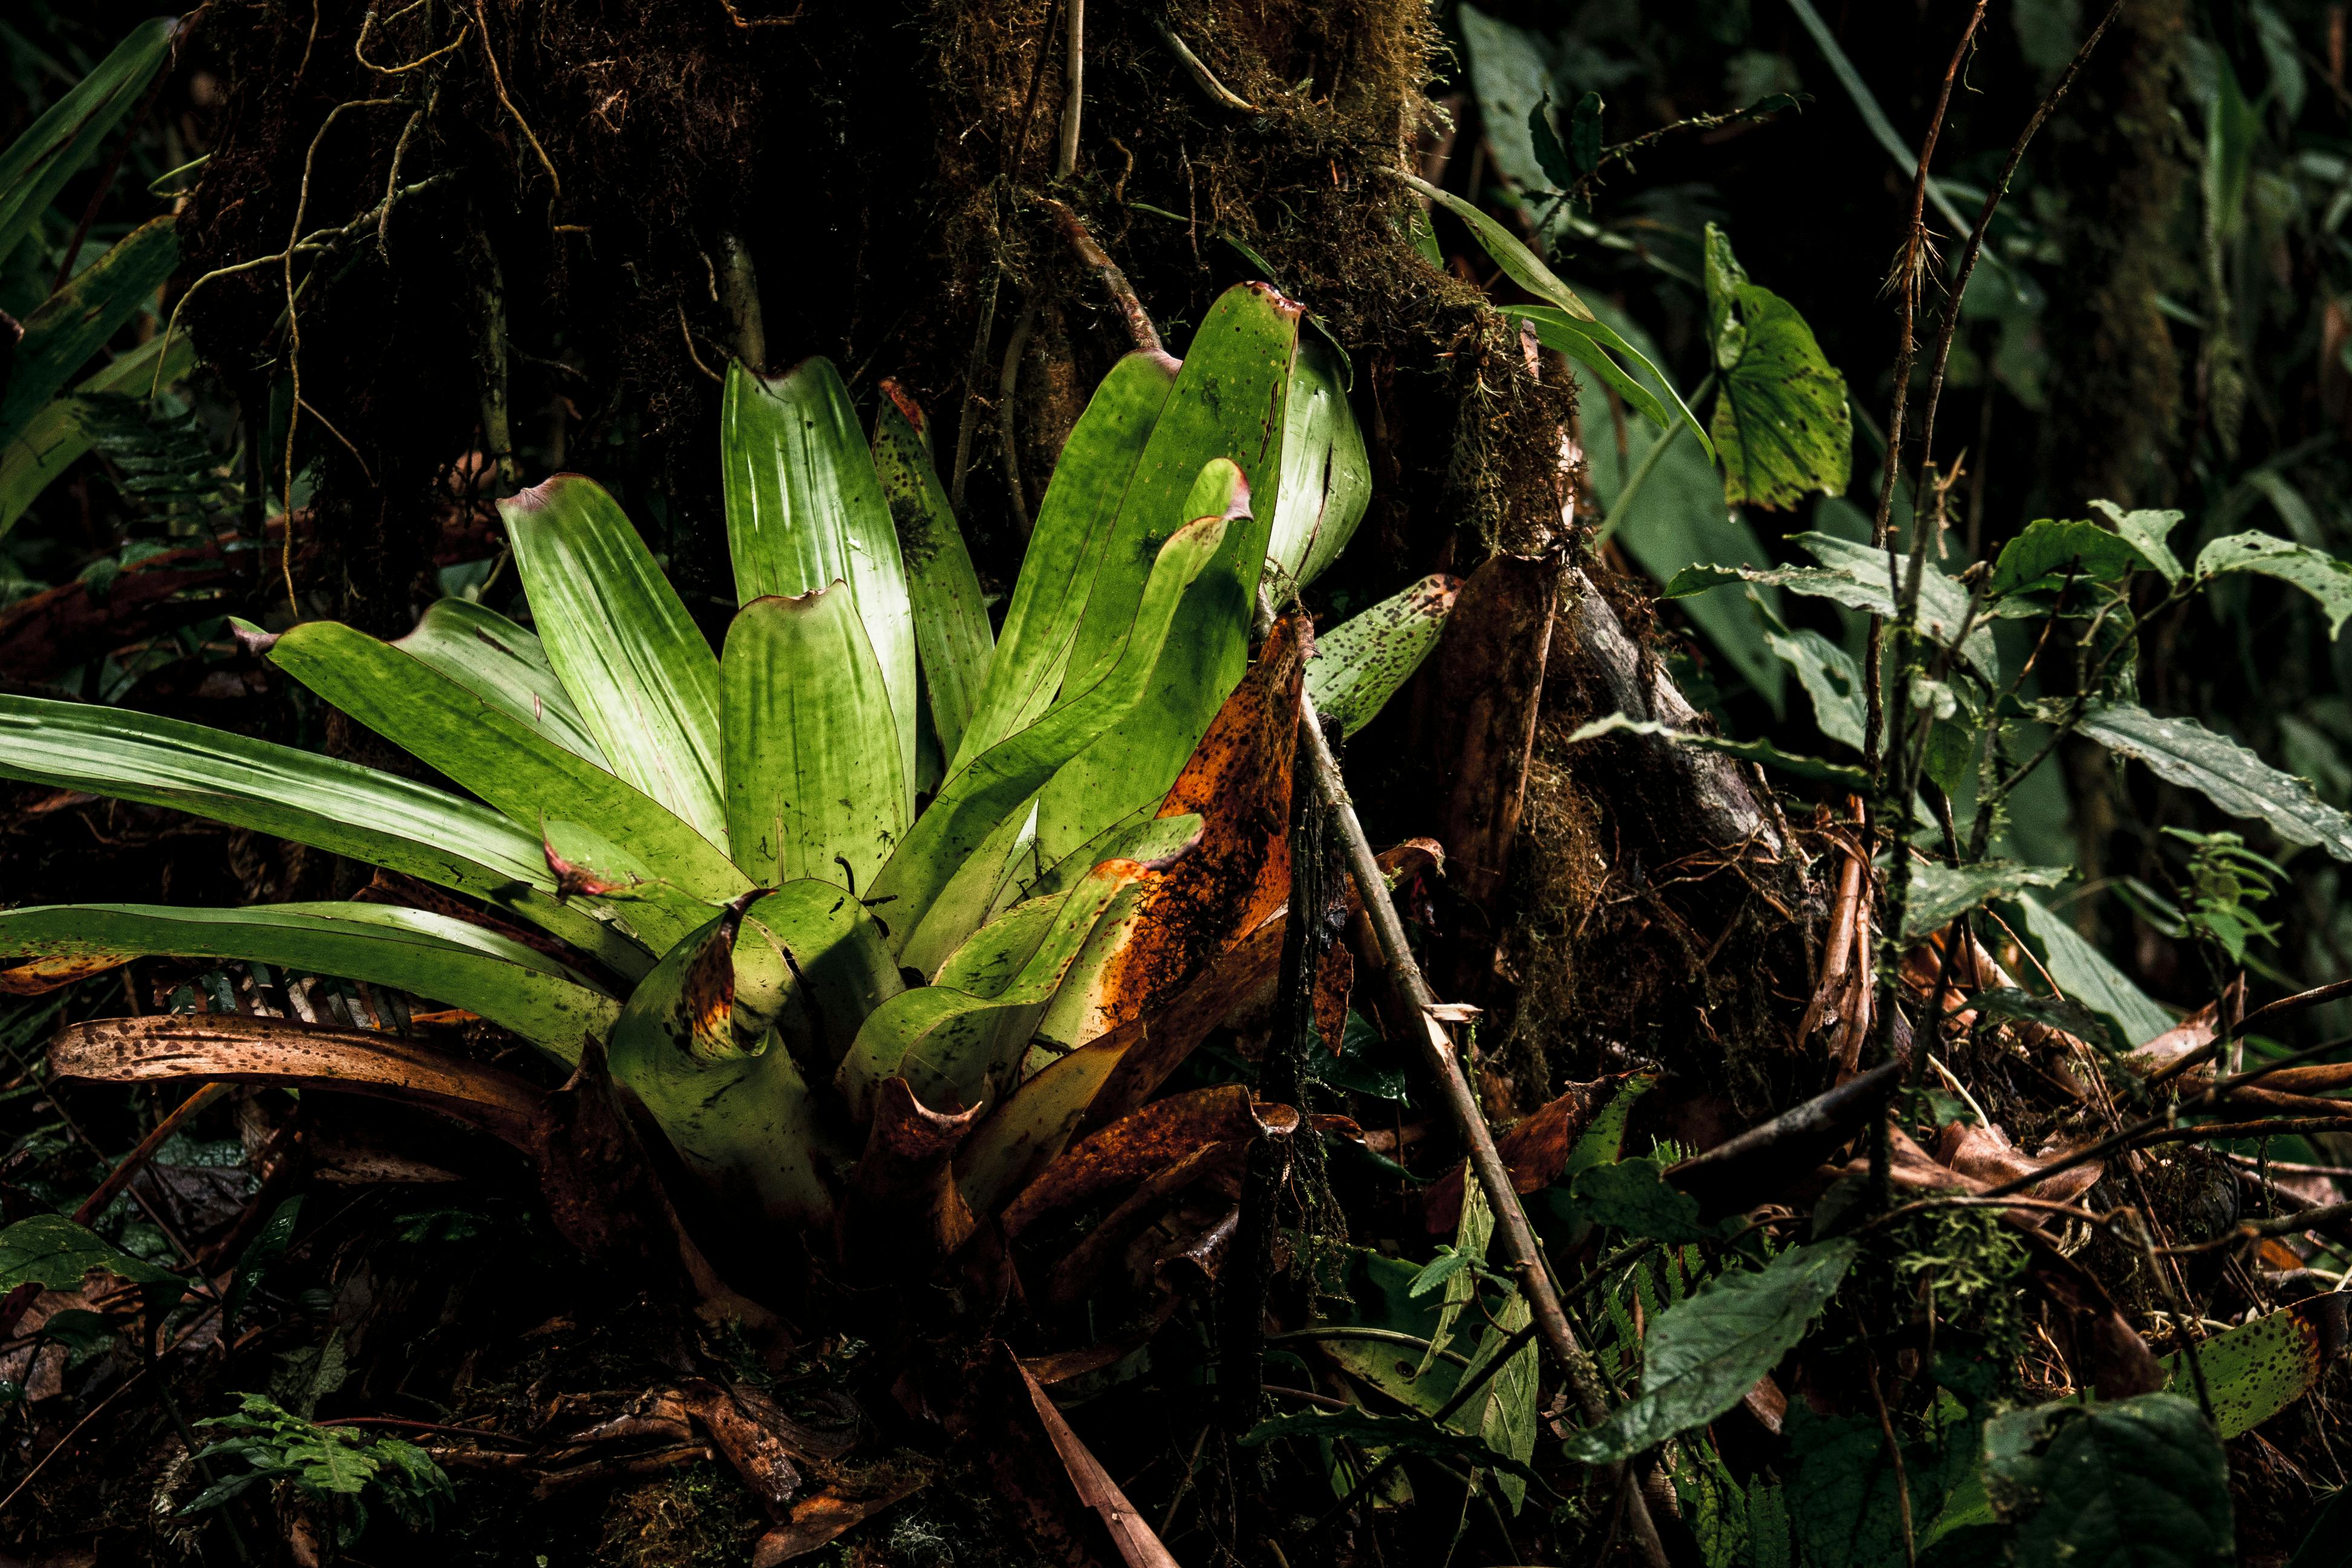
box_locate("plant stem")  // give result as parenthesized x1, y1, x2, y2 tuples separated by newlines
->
(1282, 630, 1670, 1568)
(1592, 374, 1712, 547)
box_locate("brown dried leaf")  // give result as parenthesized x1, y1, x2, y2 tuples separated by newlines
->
(1422, 1078, 1609, 1232)
(751, 1463, 932, 1566)
(840, 1076, 981, 1273)
(1001, 1083, 1293, 1237)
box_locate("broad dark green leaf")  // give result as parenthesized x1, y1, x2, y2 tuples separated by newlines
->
(2092, 500, 2186, 584)
(1563, 1238, 1858, 1463)
(0, 694, 651, 977)
(1558, 297, 1783, 706)
(1788, 1405, 1978, 1568)
(1988, 517, 2154, 597)
(0, 902, 621, 1061)
(721, 358, 918, 799)
(1459, 1290, 1540, 1512)
(1033, 287, 1298, 864)
(1971, 987, 2125, 1053)
(1984, 1394, 2232, 1568)
(1704, 224, 1852, 509)
(0, 1212, 183, 1299)
(720, 586, 909, 897)
(872, 391, 994, 762)
(271, 619, 743, 938)
(0, 218, 178, 450)
(1570, 1157, 1736, 1244)
(869, 500, 1233, 950)
(2194, 532, 2352, 638)
(1795, 532, 1998, 680)
(1240, 1409, 1547, 1490)
(1266, 331, 1371, 593)
(501, 476, 729, 848)
(389, 599, 606, 767)
(2074, 702, 2352, 861)
(2008, 893, 2172, 1051)
(954, 351, 1177, 770)
(1902, 861, 2068, 942)
(1766, 627, 1866, 749)
(0, 17, 175, 263)
(1305, 574, 1457, 737)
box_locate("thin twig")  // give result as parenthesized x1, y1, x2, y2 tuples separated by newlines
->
(473, 1, 560, 200)
(1154, 19, 1257, 112)
(1043, 198, 1163, 354)
(998, 302, 1038, 531)
(1056, 0, 1085, 179)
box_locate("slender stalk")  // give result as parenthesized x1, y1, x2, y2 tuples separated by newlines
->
(1592, 375, 1713, 547)
(1056, 0, 1085, 179)
(1289, 673, 1670, 1568)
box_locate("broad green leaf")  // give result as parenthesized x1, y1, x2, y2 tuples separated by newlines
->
(1459, 1290, 1540, 1512)
(1033, 287, 1298, 863)
(2194, 532, 2352, 638)
(270, 619, 742, 937)
(1989, 517, 2154, 596)
(501, 476, 728, 848)
(721, 358, 918, 801)
(2008, 893, 2174, 1051)
(1419, 1180, 1497, 1377)
(2075, 702, 2352, 861)
(898, 803, 1040, 980)
(2161, 1301, 2339, 1439)
(872, 390, 993, 762)
(1563, 1238, 1858, 1463)
(835, 857, 1149, 1121)
(1570, 1157, 1736, 1244)
(1984, 1393, 2232, 1568)
(0, 694, 651, 977)
(1560, 298, 1782, 707)
(0, 18, 175, 264)
(1457, 4, 1558, 203)
(721, 586, 909, 897)
(1024, 809, 1203, 901)
(0, 902, 619, 1062)
(2091, 500, 2186, 584)
(389, 599, 606, 768)
(1, 328, 195, 534)
(1766, 627, 1866, 749)
(0, 218, 178, 450)
(1703, 225, 1852, 509)
(0, 1212, 183, 1299)
(955, 351, 1177, 769)
(1265, 331, 1371, 593)
(1788, 1405, 1978, 1568)
(869, 504, 1233, 950)
(932, 892, 1068, 999)
(1902, 860, 2068, 942)
(1305, 574, 1457, 737)
(1564, 711, 1875, 791)
(1404, 169, 1710, 456)
(1309, 1247, 1475, 1412)
(1795, 531, 1999, 681)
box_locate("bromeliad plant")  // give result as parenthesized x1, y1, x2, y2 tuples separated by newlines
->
(0, 283, 1454, 1243)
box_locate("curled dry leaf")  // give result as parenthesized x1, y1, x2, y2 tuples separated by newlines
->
(0, 952, 130, 996)
(1935, 1120, 2104, 1205)
(752, 1464, 934, 1567)
(1423, 1077, 1610, 1232)
(50, 1011, 547, 1148)
(839, 1076, 981, 1273)
(1000, 1083, 1295, 1238)
(1043, 1139, 1252, 1310)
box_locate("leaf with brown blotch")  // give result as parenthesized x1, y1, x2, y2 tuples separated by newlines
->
(1013, 1353, 1183, 1568)
(838, 1076, 981, 1275)
(50, 1012, 547, 1149)
(1000, 1083, 1296, 1238)
(1078, 614, 1311, 1044)
(1422, 1079, 1609, 1232)
(0, 952, 128, 996)
(676, 1377, 806, 1517)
